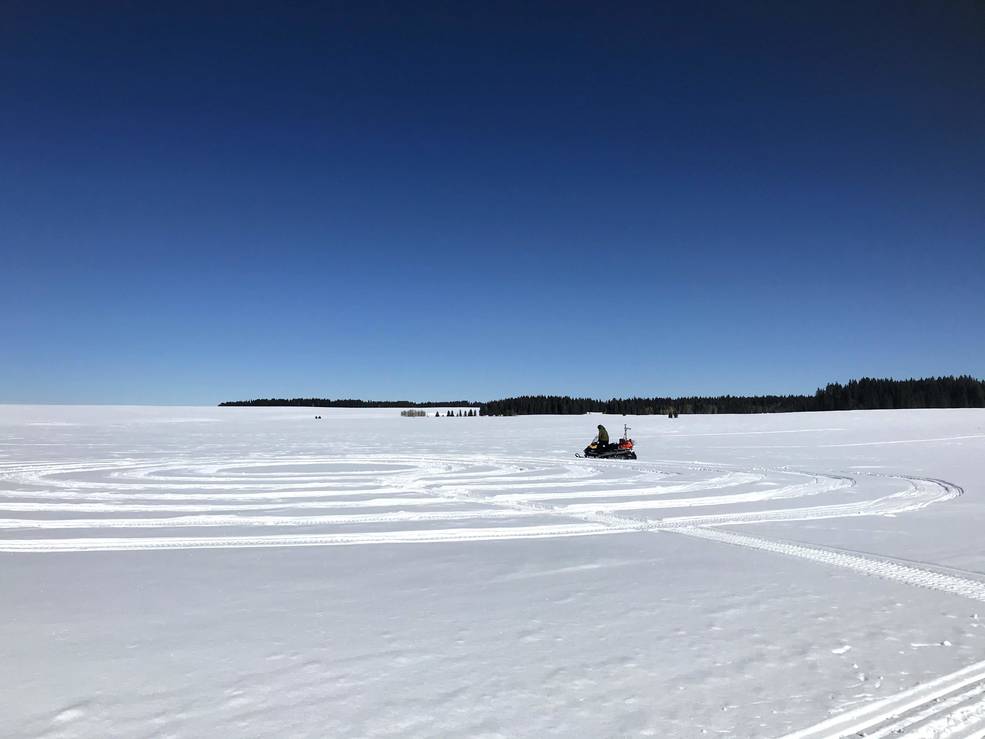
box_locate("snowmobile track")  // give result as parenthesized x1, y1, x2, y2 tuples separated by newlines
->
(0, 456, 963, 554)
(0, 449, 979, 736)
(674, 512, 985, 603)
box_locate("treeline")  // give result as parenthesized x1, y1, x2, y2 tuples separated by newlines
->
(479, 394, 813, 416)
(218, 377, 985, 415)
(813, 376, 985, 411)
(219, 398, 481, 408)
(478, 376, 985, 416)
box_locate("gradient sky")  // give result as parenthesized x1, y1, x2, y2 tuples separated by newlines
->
(2, 2, 983, 404)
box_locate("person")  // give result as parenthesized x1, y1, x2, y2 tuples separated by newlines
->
(597, 424, 609, 446)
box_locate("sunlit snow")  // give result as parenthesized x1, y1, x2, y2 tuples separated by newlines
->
(2, 405, 984, 737)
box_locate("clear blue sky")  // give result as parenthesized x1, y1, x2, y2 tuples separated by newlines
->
(2, 2, 983, 404)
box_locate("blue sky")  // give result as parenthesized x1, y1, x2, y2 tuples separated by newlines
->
(2, 2, 983, 404)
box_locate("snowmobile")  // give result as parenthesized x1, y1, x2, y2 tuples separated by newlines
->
(577, 424, 637, 460)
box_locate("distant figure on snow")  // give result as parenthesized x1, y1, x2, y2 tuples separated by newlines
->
(597, 424, 609, 446)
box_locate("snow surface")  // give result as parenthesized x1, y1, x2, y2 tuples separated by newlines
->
(1, 405, 985, 737)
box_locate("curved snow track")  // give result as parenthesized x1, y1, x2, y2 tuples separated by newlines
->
(1, 453, 982, 736)
(0, 454, 960, 552)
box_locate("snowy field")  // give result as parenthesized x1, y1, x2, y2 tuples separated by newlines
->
(2, 405, 985, 738)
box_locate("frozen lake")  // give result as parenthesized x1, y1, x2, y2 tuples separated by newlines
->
(2, 405, 984, 737)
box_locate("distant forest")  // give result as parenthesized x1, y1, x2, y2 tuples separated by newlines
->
(219, 376, 985, 416)
(480, 376, 985, 416)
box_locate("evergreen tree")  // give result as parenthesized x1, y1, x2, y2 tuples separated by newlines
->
(474, 377, 985, 416)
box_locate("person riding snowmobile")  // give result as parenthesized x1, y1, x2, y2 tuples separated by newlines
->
(580, 423, 636, 459)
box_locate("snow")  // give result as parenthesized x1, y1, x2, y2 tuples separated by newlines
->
(1, 405, 984, 737)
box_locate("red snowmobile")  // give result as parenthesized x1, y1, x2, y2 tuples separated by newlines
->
(577, 424, 637, 460)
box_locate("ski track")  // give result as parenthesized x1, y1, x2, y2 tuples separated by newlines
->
(780, 658, 985, 739)
(0, 451, 979, 736)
